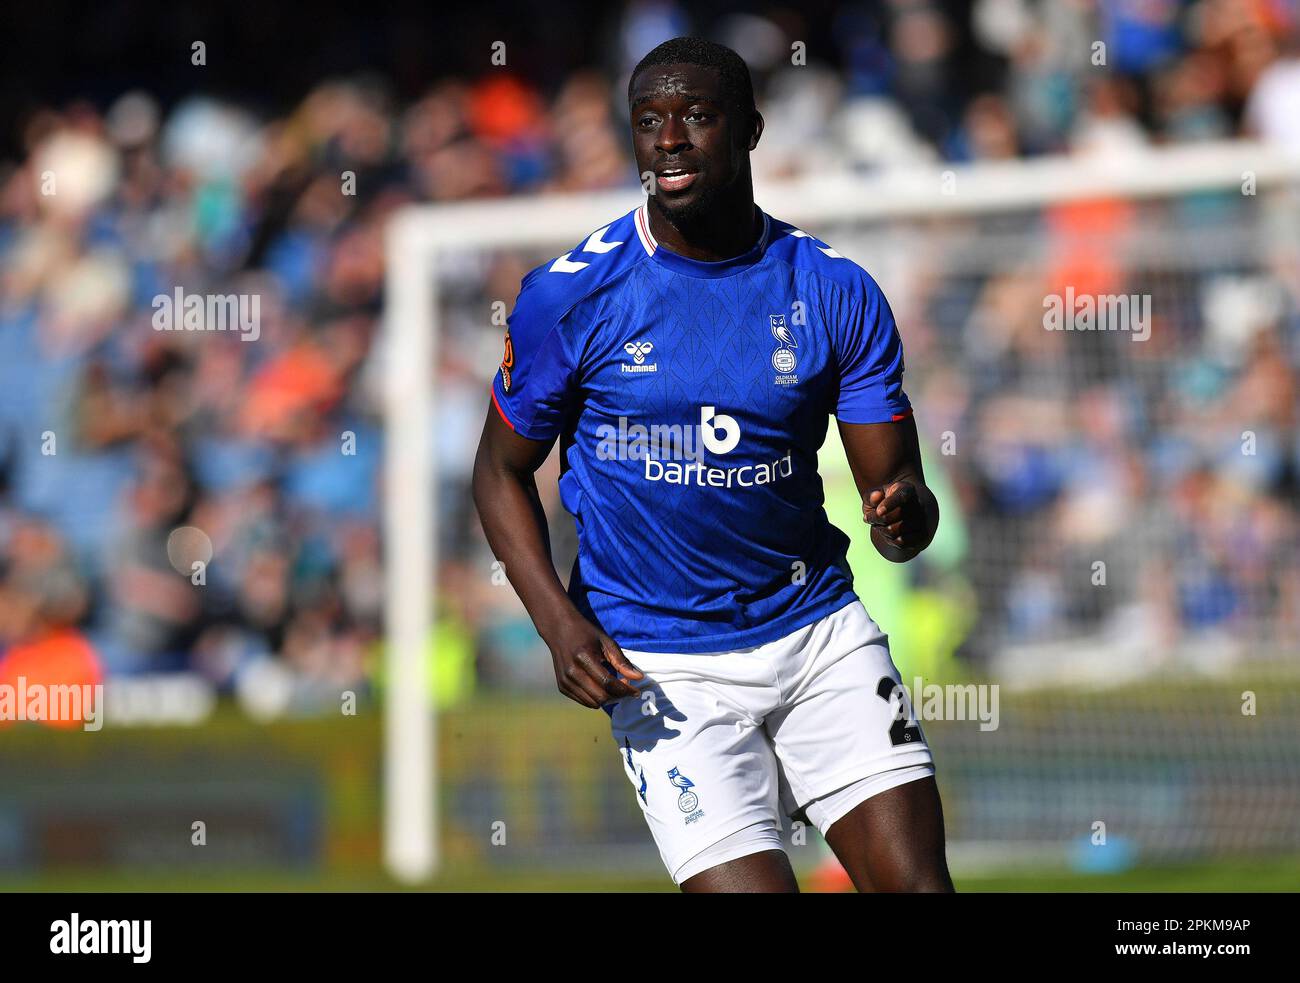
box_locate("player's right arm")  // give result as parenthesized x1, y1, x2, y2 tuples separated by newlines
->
(471, 276, 642, 709)
(472, 410, 642, 708)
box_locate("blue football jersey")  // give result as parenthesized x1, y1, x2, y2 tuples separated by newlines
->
(491, 203, 911, 654)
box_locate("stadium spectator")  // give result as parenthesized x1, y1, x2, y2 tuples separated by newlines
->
(0, 0, 1297, 695)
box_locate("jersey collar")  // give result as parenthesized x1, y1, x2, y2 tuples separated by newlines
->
(635, 202, 771, 279)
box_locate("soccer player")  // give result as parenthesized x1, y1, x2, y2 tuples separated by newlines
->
(473, 36, 954, 893)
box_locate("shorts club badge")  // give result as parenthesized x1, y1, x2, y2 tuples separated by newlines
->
(667, 767, 703, 821)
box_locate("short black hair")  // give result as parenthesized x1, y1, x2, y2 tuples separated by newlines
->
(628, 37, 756, 116)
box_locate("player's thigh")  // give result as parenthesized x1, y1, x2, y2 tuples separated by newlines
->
(765, 603, 934, 815)
(822, 774, 954, 893)
(680, 845, 798, 893)
(607, 671, 788, 888)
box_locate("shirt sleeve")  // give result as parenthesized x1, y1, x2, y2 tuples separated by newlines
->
(832, 273, 911, 424)
(490, 276, 578, 441)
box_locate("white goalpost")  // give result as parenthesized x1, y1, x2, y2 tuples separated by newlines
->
(380, 140, 1300, 882)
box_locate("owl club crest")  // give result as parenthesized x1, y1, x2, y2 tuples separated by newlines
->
(668, 766, 700, 815)
(770, 313, 798, 378)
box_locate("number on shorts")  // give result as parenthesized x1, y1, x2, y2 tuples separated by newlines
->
(875, 676, 921, 747)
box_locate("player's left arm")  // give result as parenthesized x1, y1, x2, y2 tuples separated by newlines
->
(831, 270, 936, 562)
(837, 414, 939, 563)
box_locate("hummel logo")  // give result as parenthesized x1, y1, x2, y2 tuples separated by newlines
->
(623, 341, 654, 364)
(620, 340, 657, 375)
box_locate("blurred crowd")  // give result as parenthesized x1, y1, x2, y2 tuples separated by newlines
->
(1, 0, 1298, 702)
(867, 189, 1300, 676)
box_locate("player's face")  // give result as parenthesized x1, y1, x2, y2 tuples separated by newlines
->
(629, 63, 756, 221)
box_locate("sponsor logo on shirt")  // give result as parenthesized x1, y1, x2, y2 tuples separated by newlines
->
(621, 339, 657, 374)
(595, 407, 795, 488)
(699, 405, 739, 454)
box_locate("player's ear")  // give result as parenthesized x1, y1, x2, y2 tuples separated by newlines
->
(748, 110, 764, 151)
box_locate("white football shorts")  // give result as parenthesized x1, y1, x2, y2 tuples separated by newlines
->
(605, 599, 934, 885)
